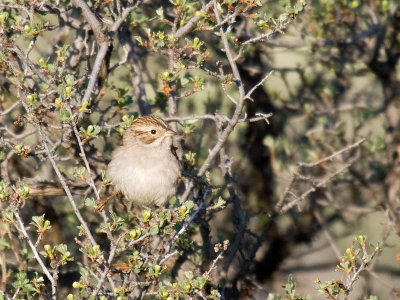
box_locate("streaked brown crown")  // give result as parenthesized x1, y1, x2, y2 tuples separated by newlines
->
(124, 115, 173, 145)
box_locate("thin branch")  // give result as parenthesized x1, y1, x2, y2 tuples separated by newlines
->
(174, 2, 214, 39)
(313, 209, 341, 259)
(279, 163, 352, 213)
(109, 2, 143, 33)
(78, 1, 142, 108)
(196, 0, 247, 177)
(244, 70, 274, 101)
(92, 236, 121, 296)
(0, 101, 20, 116)
(298, 139, 365, 168)
(14, 211, 57, 298)
(71, 0, 105, 43)
(70, 118, 100, 200)
(241, 16, 294, 46)
(37, 127, 98, 247)
(164, 203, 205, 255)
(79, 42, 110, 106)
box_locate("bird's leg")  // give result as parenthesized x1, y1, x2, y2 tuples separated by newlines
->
(95, 191, 120, 212)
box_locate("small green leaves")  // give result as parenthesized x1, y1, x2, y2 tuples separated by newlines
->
(129, 250, 144, 274)
(14, 144, 21, 154)
(73, 166, 86, 180)
(56, 244, 74, 265)
(59, 107, 71, 123)
(64, 74, 76, 86)
(40, 243, 73, 267)
(114, 287, 127, 297)
(157, 269, 213, 299)
(319, 236, 382, 299)
(78, 101, 91, 113)
(55, 44, 69, 63)
(156, 7, 164, 19)
(315, 279, 345, 298)
(192, 275, 206, 290)
(184, 151, 196, 166)
(101, 170, 112, 186)
(149, 224, 159, 235)
(1, 207, 14, 223)
(84, 244, 101, 261)
(160, 71, 177, 82)
(42, 244, 54, 260)
(31, 214, 52, 234)
(208, 197, 226, 211)
(23, 20, 44, 36)
(14, 182, 30, 199)
(0, 180, 9, 200)
(142, 209, 153, 223)
(284, 274, 297, 298)
(111, 86, 133, 108)
(182, 120, 198, 135)
(157, 212, 168, 227)
(154, 264, 162, 277)
(14, 144, 30, 157)
(129, 228, 142, 240)
(78, 124, 101, 140)
(72, 281, 86, 289)
(369, 135, 385, 153)
(108, 210, 125, 231)
(84, 197, 96, 208)
(0, 11, 9, 27)
(119, 114, 137, 135)
(13, 272, 37, 294)
(178, 200, 194, 219)
(26, 93, 38, 104)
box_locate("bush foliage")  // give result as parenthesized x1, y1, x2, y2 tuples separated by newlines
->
(0, 0, 399, 299)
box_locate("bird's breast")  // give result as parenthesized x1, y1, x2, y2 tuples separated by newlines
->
(107, 146, 179, 205)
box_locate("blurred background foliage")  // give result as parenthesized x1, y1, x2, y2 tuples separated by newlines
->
(0, 0, 400, 299)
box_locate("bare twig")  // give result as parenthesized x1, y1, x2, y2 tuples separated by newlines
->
(313, 209, 341, 259)
(92, 236, 121, 296)
(0, 101, 20, 116)
(244, 71, 274, 101)
(299, 139, 365, 168)
(278, 163, 352, 213)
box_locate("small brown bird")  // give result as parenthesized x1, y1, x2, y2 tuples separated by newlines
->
(107, 115, 180, 207)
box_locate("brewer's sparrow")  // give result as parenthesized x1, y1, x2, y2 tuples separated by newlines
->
(107, 115, 180, 207)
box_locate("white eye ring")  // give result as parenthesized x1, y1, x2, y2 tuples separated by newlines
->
(150, 129, 157, 135)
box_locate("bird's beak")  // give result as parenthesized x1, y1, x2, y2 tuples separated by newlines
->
(164, 128, 177, 137)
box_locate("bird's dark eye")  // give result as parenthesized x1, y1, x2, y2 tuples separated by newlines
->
(150, 129, 157, 135)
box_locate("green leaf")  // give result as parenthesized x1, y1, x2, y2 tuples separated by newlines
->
(59, 108, 71, 123)
(184, 200, 194, 210)
(64, 74, 75, 85)
(13, 272, 29, 289)
(149, 224, 159, 235)
(193, 276, 206, 289)
(0, 238, 9, 250)
(156, 7, 164, 19)
(169, 196, 178, 206)
(184, 270, 193, 280)
(47, 63, 55, 73)
(85, 197, 96, 208)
